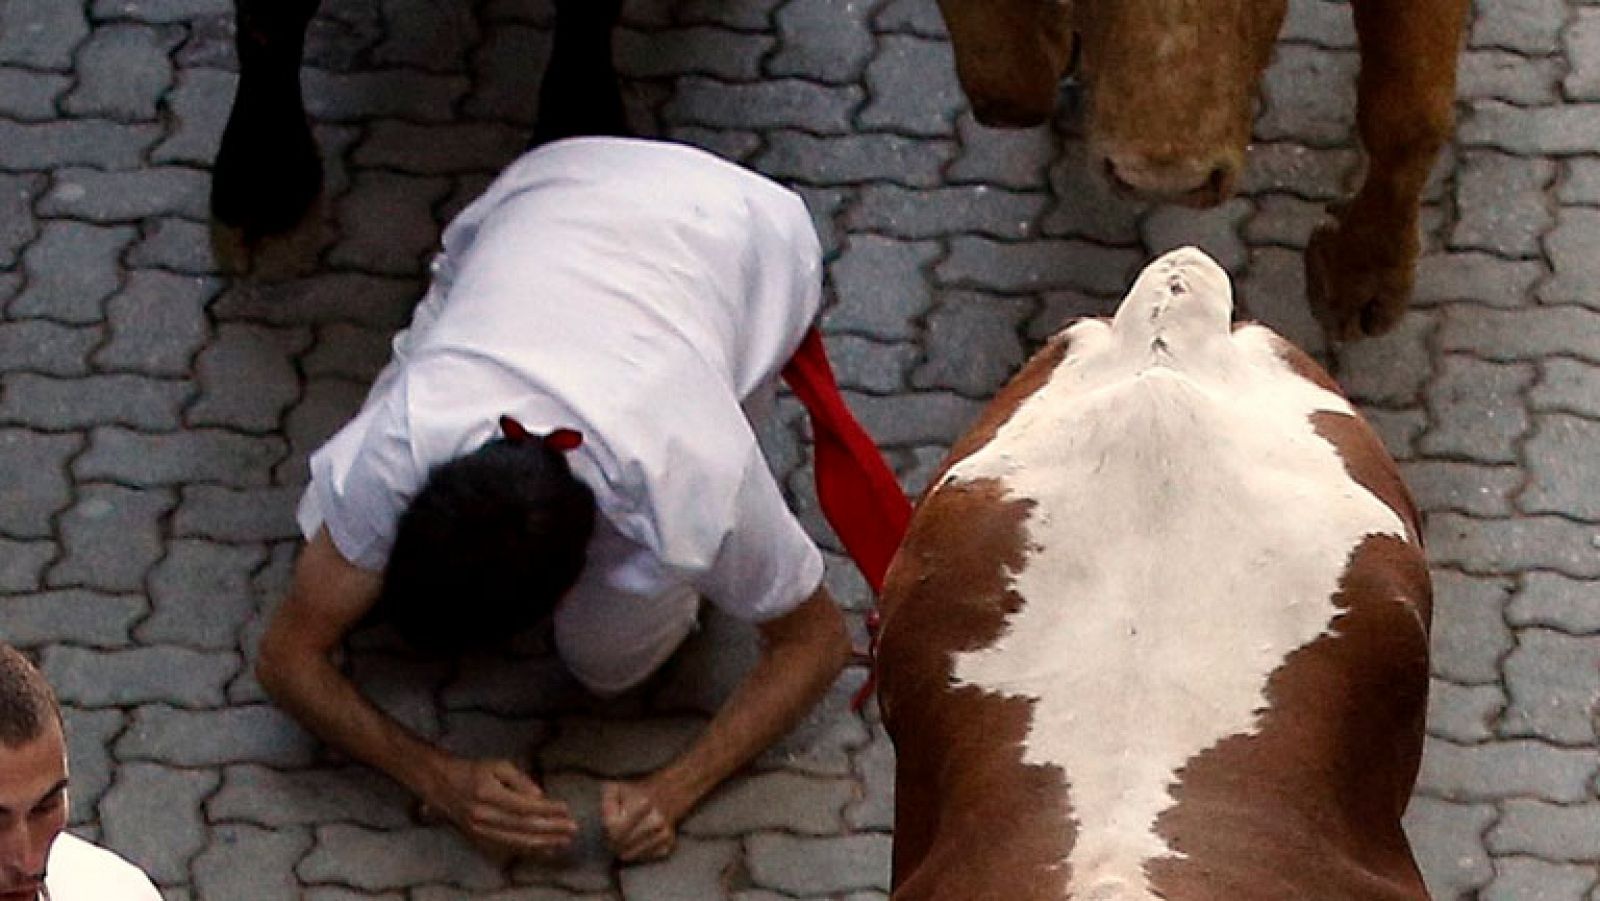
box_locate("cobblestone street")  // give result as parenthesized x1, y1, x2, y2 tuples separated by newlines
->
(1, 0, 1598, 897)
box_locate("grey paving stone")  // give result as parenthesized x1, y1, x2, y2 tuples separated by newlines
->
(369, 0, 477, 71)
(1562, 158, 1600, 207)
(1507, 572, 1600, 635)
(212, 273, 419, 329)
(94, 271, 218, 376)
(0, 120, 161, 170)
(208, 765, 414, 829)
(0, 172, 43, 268)
(1041, 144, 1144, 245)
(441, 652, 588, 717)
(1400, 460, 1519, 518)
(793, 186, 848, 260)
(858, 34, 962, 137)
(842, 390, 985, 449)
(62, 23, 180, 120)
(1449, 152, 1555, 258)
(822, 334, 915, 394)
(1481, 857, 1598, 901)
(1418, 355, 1533, 464)
(435, 709, 550, 763)
(1532, 358, 1600, 419)
(649, 607, 760, 717)
(1335, 309, 1437, 407)
(1240, 142, 1360, 201)
(329, 171, 451, 276)
(172, 485, 303, 542)
(0, 538, 53, 591)
(616, 26, 770, 80)
(192, 823, 314, 901)
(665, 78, 860, 133)
(465, 26, 546, 124)
(47, 484, 173, 592)
(847, 723, 893, 831)
(76, 427, 284, 488)
(0, 68, 69, 120)
(1442, 305, 1600, 363)
(346, 651, 451, 738)
(1564, 8, 1600, 101)
(39, 166, 209, 222)
(948, 114, 1056, 191)
(940, 236, 1141, 296)
(1428, 679, 1504, 744)
(683, 771, 851, 837)
(768, 0, 879, 85)
(912, 292, 1030, 398)
(0, 373, 192, 430)
(617, 836, 738, 900)
(1540, 208, 1600, 309)
(100, 762, 219, 884)
(1427, 512, 1600, 579)
(824, 237, 938, 341)
(0, 429, 80, 539)
(757, 132, 955, 188)
(151, 67, 235, 165)
(0, 320, 98, 377)
(1488, 798, 1600, 860)
(1412, 252, 1545, 309)
(301, 69, 469, 123)
(174, 12, 237, 69)
(188, 323, 310, 431)
(1416, 736, 1599, 803)
(1430, 571, 1516, 685)
(1402, 796, 1496, 900)
(667, 127, 762, 165)
(127, 217, 225, 274)
(1470, 0, 1564, 53)
(1245, 194, 1325, 248)
(874, 0, 943, 35)
(1027, 290, 1111, 343)
(0, 0, 89, 68)
(0, 591, 145, 646)
(1257, 45, 1359, 145)
(9, 221, 138, 324)
(1499, 628, 1600, 746)
(139, 541, 267, 648)
(1281, 0, 1356, 47)
(1361, 407, 1429, 462)
(847, 184, 1046, 241)
(279, 377, 370, 485)
(354, 122, 526, 176)
(746, 833, 891, 896)
(540, 717, 704, 777)
(61, 707, 125, 824)
(1141, 199, 1252, 273)
(299, 825, 505, 892)
(1459, 102, 1600, 155)
(43, 644, 237, 707)
(117, 704, 319, 766)
(1458, 50, 1562, 105)
(1521, 415, 1600, 521)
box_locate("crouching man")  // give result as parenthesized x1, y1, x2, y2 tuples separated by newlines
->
(1, 643, 162, 900)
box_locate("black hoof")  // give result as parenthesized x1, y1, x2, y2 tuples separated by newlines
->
(211, 97, 324, 238)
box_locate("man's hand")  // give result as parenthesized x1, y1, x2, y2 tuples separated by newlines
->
(426, 757, 579, 858)
(600, 780, 679, 862)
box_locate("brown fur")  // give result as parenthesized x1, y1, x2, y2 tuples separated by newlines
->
(879, 319, 1432, 899)
(937, 0, 1469, 340)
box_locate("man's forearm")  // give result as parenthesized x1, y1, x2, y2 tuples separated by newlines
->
(646, 590, 851, 820)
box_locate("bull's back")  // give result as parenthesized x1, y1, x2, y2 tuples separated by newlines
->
(879, 258, 1431, 900)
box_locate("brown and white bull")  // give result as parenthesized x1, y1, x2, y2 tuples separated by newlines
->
(877, 247, 1432, 900)
(938, 0, 1468, 341)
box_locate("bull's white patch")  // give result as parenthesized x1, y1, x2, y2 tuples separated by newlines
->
(943, 248, 1408, 899)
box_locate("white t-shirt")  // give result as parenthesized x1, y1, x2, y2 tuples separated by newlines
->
(44, 833, 161, 900)
(298, 137, 825, 624)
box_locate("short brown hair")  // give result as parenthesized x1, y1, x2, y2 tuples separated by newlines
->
(0, 643, 59, 747)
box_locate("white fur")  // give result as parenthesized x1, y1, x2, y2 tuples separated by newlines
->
(944, 248, 1409, 899)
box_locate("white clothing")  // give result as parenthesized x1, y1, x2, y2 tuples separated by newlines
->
(297, 138, 826, 692)
(43, 833, 161, 901)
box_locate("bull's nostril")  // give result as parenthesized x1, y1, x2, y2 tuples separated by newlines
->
(1104, 158, 1133, 194)
(1208, 165, 1234, 201)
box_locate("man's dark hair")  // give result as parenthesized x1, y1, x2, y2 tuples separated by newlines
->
(0, 643, 61, 747)
(379, 437, 596, 653)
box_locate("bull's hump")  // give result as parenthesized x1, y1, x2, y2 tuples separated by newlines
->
(940, 257, 1409, 899)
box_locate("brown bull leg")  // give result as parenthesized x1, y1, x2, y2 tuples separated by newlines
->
(1305, 0, 1467, 341)
(211, 0, 324, 236)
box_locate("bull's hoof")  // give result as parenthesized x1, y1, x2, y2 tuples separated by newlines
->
(1305, 219, 1417, 344)
(211, 98, 323, 238)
